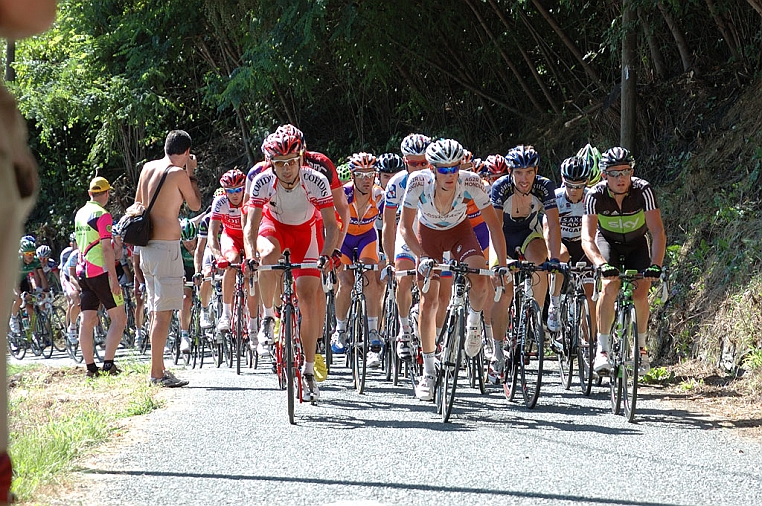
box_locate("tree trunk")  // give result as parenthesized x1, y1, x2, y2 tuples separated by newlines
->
(657, 1, 693, 73)
(747, 0, 762, 17)
(621, 0, 637, 151)
(705, 0, 741, 62)
(4, 40, 15, 82)
(529, 0, 603, 87)
(484, 0, 559, 114)
(638, 8, 668, 81)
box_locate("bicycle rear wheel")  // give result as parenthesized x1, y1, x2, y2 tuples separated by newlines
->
(8, 331, 26, 360)
(52, 307, 68, 352)
(323, 289, 335, 373)
(556, 298, 573, 390)
(37, 313, 55, 359)
(621, 306, 639, 422)
(576, 298, 594, 396)
(283, 304, 296, 424)
(235, 295, 244, 375)
(520, 299, 544, 409)
(437, 306, 464, 422)
(609, 332, 622, 415)
(187, 305, 199, 368)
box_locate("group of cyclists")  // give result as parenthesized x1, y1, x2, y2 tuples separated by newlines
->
(10, 124, 666, 409)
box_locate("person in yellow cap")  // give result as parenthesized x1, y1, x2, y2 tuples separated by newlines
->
(72, 175, 126, 378)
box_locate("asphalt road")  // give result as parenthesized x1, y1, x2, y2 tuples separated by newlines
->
(13, 347, 762, 506)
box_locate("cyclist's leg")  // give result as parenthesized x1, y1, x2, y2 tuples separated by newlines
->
(217, 233, 239, 329)
(256, 218, 284, 348)
(523, 235, 549, 310)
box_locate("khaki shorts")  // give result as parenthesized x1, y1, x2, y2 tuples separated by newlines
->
(140, 240, 184, 312)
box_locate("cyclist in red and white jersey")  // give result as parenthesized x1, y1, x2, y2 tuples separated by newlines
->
(244, 130, 339, 402)
(209, 169, 258, 340)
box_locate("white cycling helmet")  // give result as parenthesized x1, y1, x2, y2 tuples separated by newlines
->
(425, 139, 464, 167)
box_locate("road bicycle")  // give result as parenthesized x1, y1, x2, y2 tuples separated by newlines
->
(502, 261, 551, 409)
(420, 260, 495, 422)
(256, 251, 319, 424)
(8, 291, 59, 360)
(553, 262, 596, 395)
(597, 266, 669, 422)
(392, 270, 422, 390)
(343, 261, 379, 394)
(120, 282, 138, 349)
(227, 262, 256, 375)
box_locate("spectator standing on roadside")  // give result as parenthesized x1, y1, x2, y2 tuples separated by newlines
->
(74, 177, 127, 377)
(134, 130, 201, 387)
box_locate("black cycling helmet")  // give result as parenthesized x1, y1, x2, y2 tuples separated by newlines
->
(505, 145, 540, 170)
(377, 153, 405, 174)
(600, 147, 635, 171)
(560, 156, 590, 183)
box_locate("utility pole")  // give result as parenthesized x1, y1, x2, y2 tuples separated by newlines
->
(621, 0, 637, 151)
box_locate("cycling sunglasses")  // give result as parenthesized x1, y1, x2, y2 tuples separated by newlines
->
(271, 155, 300, 168)
(226, 187, 244, 194)
(565, 182, 586, 190)
(604, 168, 633, 178)
(352, 171, 376, 180)
(405, 160, 429, 168)
(435, 165, 460, 175)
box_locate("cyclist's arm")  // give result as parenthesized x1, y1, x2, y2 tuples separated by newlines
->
(544, 207, 562, 260)
(243, 207, 263, 260)
(581, 214, 606, 267)
(645, 208, 667, 267)
(480, 204, 507, 267)
(399, 206, 424, 259)
(332, 187, 350, 250)
(382, 206, 397, 263)
(319, 207, 340, 257)
(194, 236, 207, 273)
(32, 267, 49, 291)
(208, 219, 224, 261)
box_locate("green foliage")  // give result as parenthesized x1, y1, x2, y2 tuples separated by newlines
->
(641, 366, 675, 384)
(742, 349, 762, 371)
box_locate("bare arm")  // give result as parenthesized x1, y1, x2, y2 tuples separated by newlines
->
(645, 209, 667, 267)
(332, 187, 350, 250)
(194, 237, 207, 273)
(244, 208, 263, 260)
(399, 206, 424, 259)
(179, 156, 202, 211)
(581, 215, 606, 266)
(320, 207, 340, 257)
(382, 206, 397, 262)
(544, 207, 562, 260)
(208, 220, 223, 261)
(481, 205, 507, 267)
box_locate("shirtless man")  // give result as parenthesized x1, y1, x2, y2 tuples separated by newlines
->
(134, 130, 201, 387)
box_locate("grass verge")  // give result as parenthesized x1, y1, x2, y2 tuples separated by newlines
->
(8, 360, 163, 502)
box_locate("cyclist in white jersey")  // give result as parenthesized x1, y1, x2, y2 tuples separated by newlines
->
(400, 139, 507, 401)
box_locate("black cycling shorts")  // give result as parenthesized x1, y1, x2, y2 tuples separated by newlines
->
(595, 234, 650, 272)
(78, 272, 118, 312)
(563, 239, 591, 266)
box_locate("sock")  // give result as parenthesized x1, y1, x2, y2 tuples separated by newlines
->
(102, 360, 114, 371)
(181, 330, 189, 340)
(493, 338, 505, 359)
(303, 361, 314, 375)
(274, 305, 282, 318)
(400, 316, 410, 332)
(423, 352, 436, 377)
(485, 324, 493, 340)
(86, 362, 98, 373)
(336, 319, 347, 332)
(467, 307, 481, 327)
(597, 333, 610, 353)
(368, 317, 378, 332)
(638, 332, 648, 349)
(551, 295, 560, 307)
(248, 319, 258, 333)
(264, 306, 275, 319)
(223, 303, 231, 318)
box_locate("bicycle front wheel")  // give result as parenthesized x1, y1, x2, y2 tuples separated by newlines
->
(556, 298, 573, 390)
(37, 313, 54, 359)
(576, 297, 594, 396)
(8, 331, 26, 360)
(621, 306, 639, 422)
(283, 304, 296, 424)
(323, 290, 335, 373)
(351, 298, 369, 394)
(437, 306, 464, 422)
(520, 299, 544, 409)
(52, 307, 68, 352)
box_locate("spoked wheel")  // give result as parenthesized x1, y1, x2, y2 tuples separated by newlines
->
(351, 299, 369, 394)
(224, 332, 234, 368)
(382, 291, 399, 383)
(52, 307, 68, 352)
(504, 344, 519, 401)
(576, 298, 594, 396)
(470, 352, 486, 394)
(235, 307, 244, 375)
(436, 307, 464, 422)
(36, 313, 54, 359)
(8, 331, 27, 360)
(556, 299, 573, 390)
(284, 304, 296, 424)
(213, 333, 224, 368)
(323, 289, 335, 374)
(609, 335, 623, 415)
(621, 306, 639, 422)
(520, 300, 544, 409)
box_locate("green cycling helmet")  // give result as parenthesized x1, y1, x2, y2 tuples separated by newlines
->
(180, 218, 197, 241)
(19, 238, 36, 255)
(337, 163, 352, 183)
(576, 143, 602, 187)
